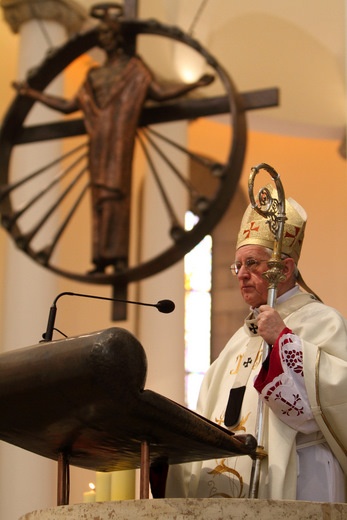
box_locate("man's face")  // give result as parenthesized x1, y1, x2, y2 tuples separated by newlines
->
(233, 245, 271, 308)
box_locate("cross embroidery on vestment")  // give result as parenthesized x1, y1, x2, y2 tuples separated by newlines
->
(249, 323, 258, 334)
(243, 357, 252, 368)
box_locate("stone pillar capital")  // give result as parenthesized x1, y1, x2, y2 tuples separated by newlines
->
(1, 0, 88, 35)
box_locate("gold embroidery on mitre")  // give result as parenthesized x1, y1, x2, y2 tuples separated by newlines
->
(236, 185, 307, 263)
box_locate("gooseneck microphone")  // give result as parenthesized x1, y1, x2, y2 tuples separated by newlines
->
(42, 291, 175, 342)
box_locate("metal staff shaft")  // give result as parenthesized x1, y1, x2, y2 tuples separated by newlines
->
(247, 163, 287, 498)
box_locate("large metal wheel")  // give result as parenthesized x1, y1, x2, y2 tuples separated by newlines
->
(0, 17, 247, 290)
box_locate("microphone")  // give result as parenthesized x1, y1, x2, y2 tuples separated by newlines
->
(42, 291, 175, 342)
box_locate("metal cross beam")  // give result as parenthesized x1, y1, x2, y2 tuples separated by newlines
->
(13, 88, 279, 145)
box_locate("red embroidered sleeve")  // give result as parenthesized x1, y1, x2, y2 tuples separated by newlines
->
(253, 328, 318, 433)
(253, 327, 291, 393)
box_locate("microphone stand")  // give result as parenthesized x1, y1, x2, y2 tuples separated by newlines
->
(41, 291, 175, 342)
(247, 163, 287, 498)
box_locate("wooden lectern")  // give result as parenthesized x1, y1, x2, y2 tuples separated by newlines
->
(0, 328, 256, 505)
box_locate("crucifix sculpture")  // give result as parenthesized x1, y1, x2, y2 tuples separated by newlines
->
(0, 0, 279, 319)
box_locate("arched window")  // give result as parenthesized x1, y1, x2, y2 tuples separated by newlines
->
(184, 211, 212, 410)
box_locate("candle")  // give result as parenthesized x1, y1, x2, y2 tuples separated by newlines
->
(110, 469, 136, 500)
(96, 471, 111, 502)
(83, 482, 96, 503)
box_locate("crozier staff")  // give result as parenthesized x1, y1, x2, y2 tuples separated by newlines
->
(247, 164, 288, 498)
(165, 171, 347, 502)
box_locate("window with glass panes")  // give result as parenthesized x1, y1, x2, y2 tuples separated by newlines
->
(184, 211, 212, 410)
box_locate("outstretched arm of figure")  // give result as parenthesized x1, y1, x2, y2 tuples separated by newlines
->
(147, 73, 214, 102)
(13, 81, 79, 114)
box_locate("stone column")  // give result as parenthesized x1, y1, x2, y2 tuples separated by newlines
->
(0, 2, 87, 519)
(1, 0, 87, 36)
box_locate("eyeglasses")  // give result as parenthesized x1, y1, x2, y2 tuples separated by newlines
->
(229, 258, 269, 276)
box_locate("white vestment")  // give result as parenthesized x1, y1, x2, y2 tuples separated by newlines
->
(165, 288, 347, 501)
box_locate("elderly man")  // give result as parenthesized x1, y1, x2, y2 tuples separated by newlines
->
(166, 190, 347, 502)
